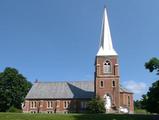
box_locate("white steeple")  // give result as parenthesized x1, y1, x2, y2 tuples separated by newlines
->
(97, 7, 118, 56)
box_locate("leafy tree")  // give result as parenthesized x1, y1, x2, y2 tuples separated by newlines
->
(140, 94, 148, 110)
(0, 67, 32, 112)
(141, 57, 159, 113)
(145, 57, 159, 75)
(142, 80, 159, 113)
(87, 96, 105, 113)
(134, 100, 142, 110)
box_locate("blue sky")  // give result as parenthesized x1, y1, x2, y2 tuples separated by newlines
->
(0, 0, 158, 100)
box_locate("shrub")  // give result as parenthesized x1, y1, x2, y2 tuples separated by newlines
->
(7, 106, 22, 113)
(87, 96, 105, 113)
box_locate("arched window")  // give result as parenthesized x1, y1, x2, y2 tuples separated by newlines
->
(112, 80, 115, 87)
(103, 60, 111, 73)
(128, 96, 130, 106)
(31, 101, 34, 108)
(64, 101, 69, 109)
(47, 101, 53, 108)
(34, 101, 37, 107)
(100, 80, 104, 88)
(31, 101, 36, 108)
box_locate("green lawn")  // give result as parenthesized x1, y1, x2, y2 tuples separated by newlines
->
(0, 113, 158, 120)
(134, 109, 148, 114)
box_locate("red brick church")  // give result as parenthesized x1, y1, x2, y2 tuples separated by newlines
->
(22, 7, 134, 114)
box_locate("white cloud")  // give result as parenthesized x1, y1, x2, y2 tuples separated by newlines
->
(123, 80, 148, 100)
(123, 80, 147, 94)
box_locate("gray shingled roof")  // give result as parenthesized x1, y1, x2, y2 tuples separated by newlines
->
(120, 85, 133, 93)
(26, 81, 132, 99)
(26, 81, 94, 99)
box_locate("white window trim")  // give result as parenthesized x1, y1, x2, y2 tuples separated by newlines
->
(128, 96, 130, 106)
(30, 101, 37, 108)
(81, 101, 87, 109)
(99, 80, 104, 88)
(47, 101, 53, 108)
(63, 101, 69, 109)
(112, 80, 116, 87)
(103, 60, 112, 73)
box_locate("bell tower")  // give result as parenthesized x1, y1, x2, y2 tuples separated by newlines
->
(95, 7, 120, 111)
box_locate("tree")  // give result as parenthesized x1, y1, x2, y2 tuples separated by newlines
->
(134, 100, 142, 110)
(145, 57, 159, 75)
(87, 96, 105, 113)
(140, 94, 148, 110)
(141, 57, 159, 113)
(0, 67, 32, 112)
(141, 81, 159, 113)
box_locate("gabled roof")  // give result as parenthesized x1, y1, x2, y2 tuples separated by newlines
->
(25, 81, 94, 99)
(26, 80, 133, 100)
(120, 85, 133, 94)
(97, 7, 118, 56)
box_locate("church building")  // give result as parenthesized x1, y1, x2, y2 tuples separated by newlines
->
(23, 7, 134, 114)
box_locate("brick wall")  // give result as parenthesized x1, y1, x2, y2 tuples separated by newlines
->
(23, 99, 89, 113)
(120, 92, 134, 113)
(95, 56, 120, 109)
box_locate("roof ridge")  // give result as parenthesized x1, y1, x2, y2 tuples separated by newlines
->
(35, 80, 93, 84)
(120, 84, 133, 93)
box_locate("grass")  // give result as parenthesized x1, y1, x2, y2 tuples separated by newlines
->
(0, 113, 158, 120)
(134, 109, 148, 114)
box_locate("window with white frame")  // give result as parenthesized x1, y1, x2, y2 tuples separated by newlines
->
(112, 80, 116, 87)
(128, 96, 130, 106)
(63, 101, 69, 109)
(100, 80, 104, 88)
(31, 101, 37, 108)
(81, 101, 87, 109)
(103, 60, 111, 73)
(47, 101, 53, 108)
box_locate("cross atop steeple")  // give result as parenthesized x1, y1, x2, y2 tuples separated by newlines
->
(97, 7, 117, 56)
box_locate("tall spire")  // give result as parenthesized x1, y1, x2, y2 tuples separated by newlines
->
(97, 7, 118, 56)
